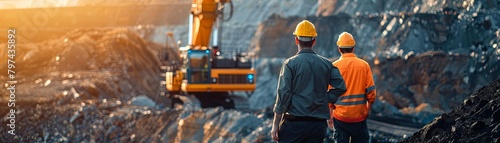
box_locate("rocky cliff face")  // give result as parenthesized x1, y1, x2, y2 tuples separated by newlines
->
(251, 6, 500, 58)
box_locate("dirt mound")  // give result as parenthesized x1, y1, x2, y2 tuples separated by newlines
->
(0, 28, 165, 106)
(9, 28, 160, 75)
(401, 79, 500, 143)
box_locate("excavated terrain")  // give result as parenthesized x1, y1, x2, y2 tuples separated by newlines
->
(0, 28, 269, 143)
(402, 79, 500, 143)
(1, 27, 497, 142)
(1, 0, 500, 142)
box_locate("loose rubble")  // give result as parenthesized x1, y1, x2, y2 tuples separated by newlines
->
(402, 79, 500, 142)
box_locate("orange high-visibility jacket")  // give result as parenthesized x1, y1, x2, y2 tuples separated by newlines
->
(330, 53, 376, 123)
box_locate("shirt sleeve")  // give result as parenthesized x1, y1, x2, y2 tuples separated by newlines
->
(365, 67, 376, 104)
(327, 65, 347, 100)
(273, 61, 293, 114)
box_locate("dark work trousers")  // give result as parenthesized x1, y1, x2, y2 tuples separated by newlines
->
(333, 118, 370, 143)
(278, 120, 327, 143)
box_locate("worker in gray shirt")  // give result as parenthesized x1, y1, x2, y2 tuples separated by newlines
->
(270, 20, 347, 143)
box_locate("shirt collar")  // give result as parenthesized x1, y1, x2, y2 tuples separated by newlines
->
(297, 48, 316, 54)
(341, 53, 357, 58)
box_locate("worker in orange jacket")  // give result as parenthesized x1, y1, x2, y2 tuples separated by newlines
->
(328, 32, 376, 143)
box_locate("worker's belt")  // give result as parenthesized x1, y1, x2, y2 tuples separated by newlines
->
(284, 115, 324, 122)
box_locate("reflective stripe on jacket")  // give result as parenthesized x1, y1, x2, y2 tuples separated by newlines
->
(330, 53, 376, 123)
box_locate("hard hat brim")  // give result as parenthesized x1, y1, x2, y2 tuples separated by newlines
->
(338, 46, 354, 48)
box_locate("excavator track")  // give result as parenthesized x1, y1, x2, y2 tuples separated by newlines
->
(230, 95, 250, 111)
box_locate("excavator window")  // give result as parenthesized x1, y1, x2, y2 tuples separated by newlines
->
(187, 50, 211, 83)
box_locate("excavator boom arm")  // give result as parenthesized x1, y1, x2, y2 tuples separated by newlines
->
(189, 0, 230, 49)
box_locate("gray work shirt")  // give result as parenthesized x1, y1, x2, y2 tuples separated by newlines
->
(273, 49, 346, 119)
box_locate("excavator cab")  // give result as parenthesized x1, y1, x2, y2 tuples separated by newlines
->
(186, 49, 211, 84)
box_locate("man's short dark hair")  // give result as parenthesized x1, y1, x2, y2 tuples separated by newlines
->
(297, 37, 315, 48)
(339, 47, 354, 53)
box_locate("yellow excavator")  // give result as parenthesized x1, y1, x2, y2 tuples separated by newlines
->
(165, 0, 255, 109)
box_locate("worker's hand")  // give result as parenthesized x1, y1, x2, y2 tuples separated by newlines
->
(327, 118, 334, 130)
(270, 128, 279, 142)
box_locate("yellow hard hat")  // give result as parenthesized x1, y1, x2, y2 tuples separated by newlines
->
(293, 20, 317, 37)
(337, 32, 356, 48)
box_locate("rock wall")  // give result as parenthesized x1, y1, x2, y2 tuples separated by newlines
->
(251, 11, 500, 58)
(316, 0, 499, 16)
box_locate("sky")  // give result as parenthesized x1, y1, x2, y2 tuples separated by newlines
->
(0, 0, 75, 9)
